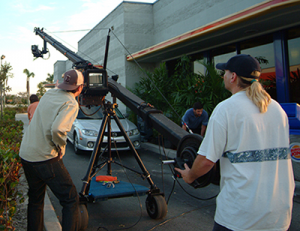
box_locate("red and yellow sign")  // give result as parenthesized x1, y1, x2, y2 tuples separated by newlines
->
(290, 143, 300, 162)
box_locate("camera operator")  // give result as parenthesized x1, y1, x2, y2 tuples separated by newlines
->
(19, 69, 84, 231)
(175, 54, 295, 231)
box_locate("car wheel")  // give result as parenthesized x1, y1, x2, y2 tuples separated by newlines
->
(74, 133, 82, 155)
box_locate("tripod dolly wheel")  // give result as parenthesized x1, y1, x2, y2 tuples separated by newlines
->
(146, 194, 167, 219)
(78, 203, 89, 231)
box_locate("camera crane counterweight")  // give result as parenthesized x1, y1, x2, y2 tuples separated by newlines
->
(32, 27, 220, 230)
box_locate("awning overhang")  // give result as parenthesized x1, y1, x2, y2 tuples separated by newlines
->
(127, 0, 300, 63)
(44, 83, 55, 89)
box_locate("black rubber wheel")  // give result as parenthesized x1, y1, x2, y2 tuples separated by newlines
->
(145, 195, 167, 219)
(177, 134, 203, 158)
(74, 133, 82, 155)
(177, 133, 220, 187)
(78, 203, 89, 231)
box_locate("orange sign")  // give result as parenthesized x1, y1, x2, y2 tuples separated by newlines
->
(290, 143, 300, 162)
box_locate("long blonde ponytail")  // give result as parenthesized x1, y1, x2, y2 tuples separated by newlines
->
(239, 77, 271, 113)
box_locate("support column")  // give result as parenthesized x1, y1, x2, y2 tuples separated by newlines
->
(273, 30, 290, 103)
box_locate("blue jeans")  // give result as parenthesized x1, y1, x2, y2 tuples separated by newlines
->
(21, 157, 79, 231)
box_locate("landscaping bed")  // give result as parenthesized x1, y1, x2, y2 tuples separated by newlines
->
(0, 107, 26, 230)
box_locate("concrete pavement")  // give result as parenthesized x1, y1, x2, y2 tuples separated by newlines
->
(15, 112, 178, 231)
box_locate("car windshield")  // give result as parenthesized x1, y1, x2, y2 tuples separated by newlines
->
(77, 106, 125, 120)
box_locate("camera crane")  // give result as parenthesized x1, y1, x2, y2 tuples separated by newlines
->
(32, 27, 220, 230)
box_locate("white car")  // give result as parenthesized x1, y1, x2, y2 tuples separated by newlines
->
(67, 105, 141, 154)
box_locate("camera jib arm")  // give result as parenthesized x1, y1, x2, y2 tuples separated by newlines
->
(33, 27, 87, 66)
(33, 27, 109, 105)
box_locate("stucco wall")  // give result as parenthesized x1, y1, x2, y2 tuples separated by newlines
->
(151, 0, 264, 44)
(76, 2, 156, 112)
(54, 61, 66, 84)
(54, 60, 73, 84)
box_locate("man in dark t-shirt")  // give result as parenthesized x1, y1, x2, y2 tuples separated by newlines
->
(181, 102, 208, 136)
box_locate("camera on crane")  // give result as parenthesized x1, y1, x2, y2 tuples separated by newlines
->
(31, 45, 43, 58)
(31, 41, 48, 58)
(79, 67, 110, 106)
(31, 27, 115, 106)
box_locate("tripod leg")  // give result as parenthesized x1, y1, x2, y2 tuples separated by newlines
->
(112, 114, 158, 191)
(80, 113, 109, 197)
(107, 115, 112, 176)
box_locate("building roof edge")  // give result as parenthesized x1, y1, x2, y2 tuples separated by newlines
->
(127, 0, 298, 61)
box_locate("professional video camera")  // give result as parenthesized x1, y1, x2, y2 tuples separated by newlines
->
(78, 66, 109, 106)
(31, 44, 48, 58)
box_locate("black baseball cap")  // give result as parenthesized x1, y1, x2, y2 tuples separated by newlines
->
(216, 54, 261, 79)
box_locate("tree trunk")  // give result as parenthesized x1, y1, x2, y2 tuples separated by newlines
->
(0, 84, 3, 119)
(27, 77, 30, 105)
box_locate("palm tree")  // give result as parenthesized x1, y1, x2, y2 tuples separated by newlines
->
(23, 69, 35, 105)
(37, 82, 46, 97)
(0, 62, 13, 116)
(46, 73, 54, 83)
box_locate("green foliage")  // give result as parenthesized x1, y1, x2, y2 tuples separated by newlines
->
(37, 82, 46, 97)
(131, 55, 231, 127)
(171, 56, 203, 122)
(22, 69, 35, 80)
(193, 60, 231, 114)
(5, 93, 29, 105)
(46, 73, 54, 84)
(23, 69, 35, 105)
(0, 108, 24, 230)
(126, 109, 137, 125)
(171, 57, 231, 123)
(132, 62, 171, 112)
(0, 62, 13, 87)
(4, 107, 27, 117)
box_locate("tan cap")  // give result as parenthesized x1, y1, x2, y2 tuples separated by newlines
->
(58, 69, 84, 91)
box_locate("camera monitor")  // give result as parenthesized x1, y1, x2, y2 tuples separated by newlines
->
(89, 72, 103, 88)
(80, 68, 109, 106)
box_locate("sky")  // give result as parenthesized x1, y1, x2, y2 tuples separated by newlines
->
(0, 0, 156, 95)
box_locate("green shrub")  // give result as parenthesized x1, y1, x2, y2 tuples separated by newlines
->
(131, 62, 172, 114)
(131, 55, 231, 126)
(0, 113, 24, 230)
(4, 107, 28, 116)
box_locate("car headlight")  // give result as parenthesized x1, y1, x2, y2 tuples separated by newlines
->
(127, 128, 139, 136)
(81, 129, 98, 137)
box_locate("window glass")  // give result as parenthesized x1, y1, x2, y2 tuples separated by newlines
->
(212, 45, 237, 75)
(288, 27, 300, 103)
(240, 34, 276, 99)
(190, 53, 205, 75)
(194, 59, 206, 75)
(78, 106, 104, 119)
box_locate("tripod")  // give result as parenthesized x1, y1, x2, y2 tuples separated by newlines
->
(78, 100, 167, 219)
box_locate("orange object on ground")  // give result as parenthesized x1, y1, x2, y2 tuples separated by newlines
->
(95, 175, 118, 182)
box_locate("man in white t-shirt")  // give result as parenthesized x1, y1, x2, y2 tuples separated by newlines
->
(176, 54, 295, 231)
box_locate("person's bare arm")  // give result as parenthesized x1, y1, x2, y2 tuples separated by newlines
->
(201, 125, 207, 137)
